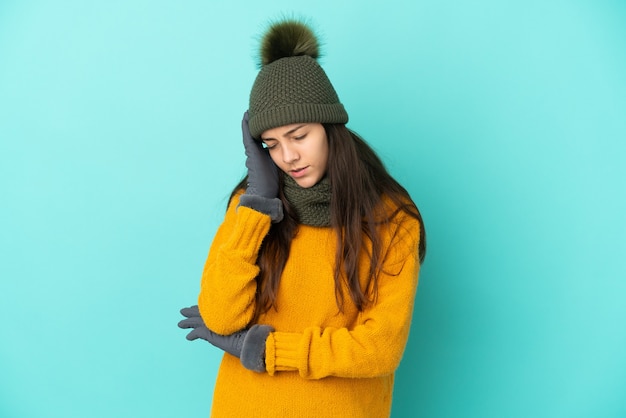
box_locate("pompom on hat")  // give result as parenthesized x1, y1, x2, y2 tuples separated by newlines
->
(248, 19, 349, 139)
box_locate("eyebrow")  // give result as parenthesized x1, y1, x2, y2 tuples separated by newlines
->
(262, 124, 306, 141)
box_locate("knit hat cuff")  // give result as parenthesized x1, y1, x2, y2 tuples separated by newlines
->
(249, 103, 348, 139)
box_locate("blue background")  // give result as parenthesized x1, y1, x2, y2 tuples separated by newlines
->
(1, 1, 625, 417)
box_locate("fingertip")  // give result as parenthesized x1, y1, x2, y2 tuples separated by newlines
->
(180, 306, 198, 317)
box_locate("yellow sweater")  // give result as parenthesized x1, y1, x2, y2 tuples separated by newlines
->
(198, 192, 421, 417)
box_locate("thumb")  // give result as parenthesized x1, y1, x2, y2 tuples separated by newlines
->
(186, 328, 205, 341)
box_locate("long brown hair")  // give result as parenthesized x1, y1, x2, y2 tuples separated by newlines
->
(229, 124, 426, 315)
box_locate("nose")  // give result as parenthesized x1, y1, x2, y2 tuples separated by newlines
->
(281, 143, 299, 164)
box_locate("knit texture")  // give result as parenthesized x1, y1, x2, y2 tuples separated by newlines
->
(198, 192, 421, 417)
(283, 173, 331, 227)
(248, 55, 348, 138)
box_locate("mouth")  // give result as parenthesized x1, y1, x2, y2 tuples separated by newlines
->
(290, 166, 309, 178)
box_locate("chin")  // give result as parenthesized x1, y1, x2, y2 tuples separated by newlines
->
(295, 178, 318, 188)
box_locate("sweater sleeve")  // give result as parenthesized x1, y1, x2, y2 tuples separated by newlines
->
(264, 214, 422, 379)
(197, 192, 272, 335)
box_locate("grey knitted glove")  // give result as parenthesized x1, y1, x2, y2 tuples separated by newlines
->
(238, 111, 283, 222)
(241, 111, 279, 198)
(178, 305, 273, 372)
(178, 305, 247, 356)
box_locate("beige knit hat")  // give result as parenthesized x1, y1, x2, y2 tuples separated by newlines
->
(247, 20, 349, 139)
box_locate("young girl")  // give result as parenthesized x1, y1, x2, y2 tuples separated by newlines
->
(179, 19, 426, 417)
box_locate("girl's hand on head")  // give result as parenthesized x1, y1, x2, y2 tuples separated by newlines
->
(242, 111, 279, 199)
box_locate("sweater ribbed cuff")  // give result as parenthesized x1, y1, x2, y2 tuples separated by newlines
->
(223, 205, 271, 264)
(266, 332, 303, 376)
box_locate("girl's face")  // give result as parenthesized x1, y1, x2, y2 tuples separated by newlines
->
(261, 123, 329, 188)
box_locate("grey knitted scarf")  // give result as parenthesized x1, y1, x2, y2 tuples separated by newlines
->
(283, 174, 331, 227)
